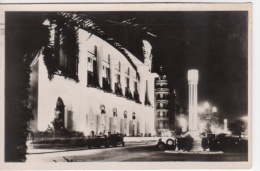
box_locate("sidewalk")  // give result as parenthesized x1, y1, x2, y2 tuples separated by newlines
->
(164, 150, 223, 154)
(27, 147, 89, 155)
(26, 138, 159, 155)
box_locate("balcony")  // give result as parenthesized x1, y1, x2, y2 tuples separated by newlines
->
(156, 96, 169, 100)
(125, 87, 134, 101)
(133, 90, 141, 104)
(87, 71, 100, 88)
(156, 105, 170, 110)
(155, 88, 169, 92)
(144, 93, 152, 107)
(155, 84, 169, 89)
(114, 82, 123, 96)
(156, 115, 169, 119)
(102, 78, 113, 93)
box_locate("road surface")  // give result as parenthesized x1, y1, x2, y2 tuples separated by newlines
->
(26, 141, 248, 162)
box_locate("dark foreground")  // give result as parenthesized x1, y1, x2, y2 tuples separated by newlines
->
(26, 142, 248, 162)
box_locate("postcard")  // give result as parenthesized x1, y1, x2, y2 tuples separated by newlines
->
(0, 3, 252, 170)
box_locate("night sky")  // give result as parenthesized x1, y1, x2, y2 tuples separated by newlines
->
(6, 11, 248, 123)
(83, 11, 248, 122)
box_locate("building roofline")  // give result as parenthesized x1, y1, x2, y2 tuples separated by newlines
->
(57, 12, 143, 71)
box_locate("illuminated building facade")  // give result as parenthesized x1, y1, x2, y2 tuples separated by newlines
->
(29, 24, 158, 136)
(154, 67, 174, 137)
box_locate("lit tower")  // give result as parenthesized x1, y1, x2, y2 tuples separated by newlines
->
(188, 69, 199, 132)
(154, 67, 172, 137)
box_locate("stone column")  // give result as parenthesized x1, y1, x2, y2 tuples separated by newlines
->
(188, 70, 199, 132)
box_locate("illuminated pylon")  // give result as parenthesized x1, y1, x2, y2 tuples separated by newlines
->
(188, 70, 199, 132)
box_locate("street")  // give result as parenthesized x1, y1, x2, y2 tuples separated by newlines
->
(26, 141, 248, 162)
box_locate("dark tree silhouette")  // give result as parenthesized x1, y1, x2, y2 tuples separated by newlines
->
(228, 119, 246, 138)
(5, 12, 49, 162)
(5, 12, 80, 162)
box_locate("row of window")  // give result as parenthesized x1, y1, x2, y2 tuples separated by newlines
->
(156, 121, 169, 128)
(157, 111, 169, 117)
(87, 46, 151, 106)
(52, 30, 151, 106)
(156, 102, 169, 109)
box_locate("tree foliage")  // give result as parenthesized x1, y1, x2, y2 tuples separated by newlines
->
(5, 12, 49, 162)
(5, 12, 82, 161)
(228, 119, 246, 137)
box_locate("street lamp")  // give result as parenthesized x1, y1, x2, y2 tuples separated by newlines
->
(132, 112, 136, 136)
(113, 108, 117, 133)
(224, 119, 228, 133)
(100, 105, 106, 134)
(124, 111, 127, 136)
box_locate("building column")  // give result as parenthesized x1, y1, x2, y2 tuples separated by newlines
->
(188, 70, 199, 132)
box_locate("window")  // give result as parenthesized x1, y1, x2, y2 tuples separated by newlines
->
(115, 74, 123, 96)
(133, 80, 141, 103)
(53, 25, 79, 81)
(164, 121, 168, 128)
(144, 80, 151, 106)
(87, 46, 100, 88)
(125, 77, 133, 100)
(125, 67, 130, 75)
(126, 77, 130, 88)
(160, 103, 163, 108)
(115, 61, 121, 72)
(53, 97, 65, 130)
(102, 55, 112, 93)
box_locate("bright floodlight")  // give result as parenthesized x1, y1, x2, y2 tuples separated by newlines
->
(203, 102, 210, 109)
(212, 106, 217, 113)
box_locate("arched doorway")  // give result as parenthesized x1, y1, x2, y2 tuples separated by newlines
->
(53, 97, 65, 131)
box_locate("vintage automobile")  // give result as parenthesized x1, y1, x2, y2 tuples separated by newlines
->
(87, 133, 125, 149)
(201, 133, 216, 151)
(176, 135, 194, 151)
(208, 133, 248, 153)
(156, 137, 177, 151)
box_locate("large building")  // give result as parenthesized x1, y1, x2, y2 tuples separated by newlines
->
(154, 67, 174, 137)
(29, 17, 158, 137)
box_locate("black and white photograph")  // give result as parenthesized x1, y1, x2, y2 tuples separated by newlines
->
(0, 3, 253, 170)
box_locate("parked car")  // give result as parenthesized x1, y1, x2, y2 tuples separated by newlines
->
(201, 133, 216, 151)
(87, 133, 125, 149)
(156, 137, 176, 151)
(176, 135, 194, 152)
(208, 133, 248, 153)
